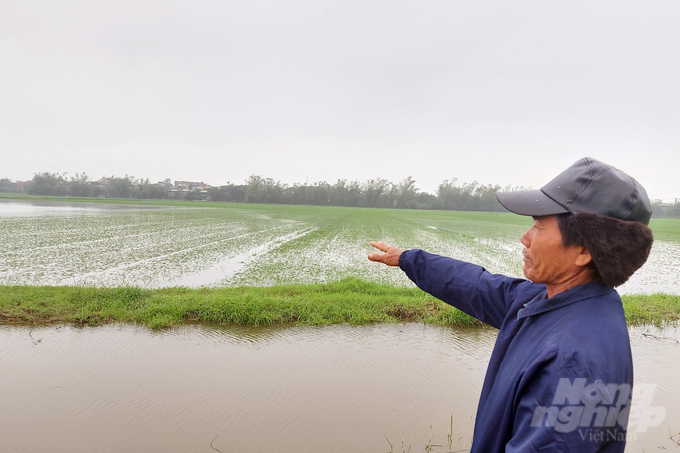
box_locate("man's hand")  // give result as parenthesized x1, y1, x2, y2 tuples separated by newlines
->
(367, 241, 404, 267)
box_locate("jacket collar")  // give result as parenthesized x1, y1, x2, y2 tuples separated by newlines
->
(517, 281, 614, 320)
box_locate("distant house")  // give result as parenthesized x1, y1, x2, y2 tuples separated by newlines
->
(651, 198, 680, 218)
(170, 180, 212, 199)
(653, 198, 679, 209)
(174, 181, 211, 190)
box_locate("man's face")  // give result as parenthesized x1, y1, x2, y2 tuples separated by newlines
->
(520, 215, 582, 285)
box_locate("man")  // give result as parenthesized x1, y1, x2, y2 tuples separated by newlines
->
(368, 157, 654, 452)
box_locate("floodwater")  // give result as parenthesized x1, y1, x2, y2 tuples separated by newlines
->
(1, 323, 678, 453)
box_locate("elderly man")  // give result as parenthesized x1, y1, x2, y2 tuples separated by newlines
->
(368, 158, 654, 452)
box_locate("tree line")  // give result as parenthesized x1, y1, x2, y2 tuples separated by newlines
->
(1, 173, 169, 200)
(2, 172, 678, 216)
(212, 175, 518, 211)
(651, 200, 680, 218)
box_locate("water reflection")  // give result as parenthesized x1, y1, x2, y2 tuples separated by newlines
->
(0, 323, 677, 453)
(0, 200, 172, 217)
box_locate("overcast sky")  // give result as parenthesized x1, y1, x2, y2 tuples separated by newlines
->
(1, 0, 679, 199)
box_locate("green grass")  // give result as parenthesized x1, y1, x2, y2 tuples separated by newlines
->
(0, 278, 480, 329)
(619, 293, 680, 325)
(0, 278, 677, 329)
(648, 218, 680, 242)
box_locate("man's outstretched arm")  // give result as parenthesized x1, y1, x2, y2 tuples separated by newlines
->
(368, 241, 535, 329)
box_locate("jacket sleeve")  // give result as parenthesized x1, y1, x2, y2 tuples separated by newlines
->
(399, 249, 531, 329)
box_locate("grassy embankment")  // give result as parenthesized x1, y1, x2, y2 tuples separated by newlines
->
(1, 278, 678, 329)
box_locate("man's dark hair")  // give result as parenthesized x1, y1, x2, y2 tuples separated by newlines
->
(556, 213, 654, 288)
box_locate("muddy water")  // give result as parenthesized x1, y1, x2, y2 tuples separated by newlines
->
(0, 324, 678, 453)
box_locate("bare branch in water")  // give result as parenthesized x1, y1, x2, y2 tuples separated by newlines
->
(28, 329, 41, 345)
(210, 431, 225, 452)
(641, 332, 678, 343)
(384, 435, 393, 453)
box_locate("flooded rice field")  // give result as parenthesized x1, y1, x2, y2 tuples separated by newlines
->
(1, 200, 678, 294)
(0, 323, 678, 453)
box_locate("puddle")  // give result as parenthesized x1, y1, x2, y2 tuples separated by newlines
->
(166, 227, 317, 287)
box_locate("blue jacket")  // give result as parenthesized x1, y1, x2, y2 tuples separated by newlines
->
(399, 249, 633, 453)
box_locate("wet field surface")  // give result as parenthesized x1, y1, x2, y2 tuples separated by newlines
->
(1, 323, 678, 453)
(1, 201, 678, 294)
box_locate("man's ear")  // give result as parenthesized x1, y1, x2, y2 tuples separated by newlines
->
(574, 246, 593, 267)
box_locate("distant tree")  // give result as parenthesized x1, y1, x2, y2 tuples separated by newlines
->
(651, 199, 680, 219)
(0, 178, 18, 193)
(26, 172, 67, 196)
(12, 169, 559, 213)
(206, 186, 225, 201)
(262, 178, 287, 204)
(672, 201, 680, 218)
(345, 180, 364, 207)
(329, 179, 364, 207)
(364, 178, 389, 207)
(394, 176, 419, 209)
(383, 183, 398, 208)
(67, 172, 102, 197)
(245, 175, 264, 203)
(476, 184, 504, 212)
(287, 183, 310, 205)
(137, 178, 168, 199)
(207, 184, 245, 202)
(230, 185, 246, 202)
(417, 192, 437, 209)
(435, 178, 461, 210)
(329, 179, 348, 206)
(184, 189, 204, 201)
(309, 181, 330, 205)
(108, 175, 135, 198)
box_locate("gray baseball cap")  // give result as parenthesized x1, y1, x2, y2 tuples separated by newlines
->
(496, 157, 652, 225)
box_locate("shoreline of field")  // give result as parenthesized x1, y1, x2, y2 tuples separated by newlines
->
(1, 278, 678, 329)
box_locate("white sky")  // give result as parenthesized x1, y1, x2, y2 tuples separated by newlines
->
(1, 0, 679, 199)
